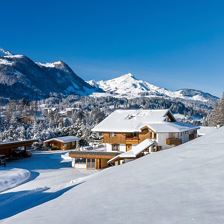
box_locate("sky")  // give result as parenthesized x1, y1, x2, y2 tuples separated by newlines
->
(0, 0, 224, 97)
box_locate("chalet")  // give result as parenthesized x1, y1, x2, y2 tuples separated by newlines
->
(44, 136, 80, 150)
(69, 109, 199, 169)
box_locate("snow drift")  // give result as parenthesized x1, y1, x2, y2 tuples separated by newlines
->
(0, 169, 30, 193)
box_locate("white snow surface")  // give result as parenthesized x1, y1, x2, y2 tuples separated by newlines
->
(0, 151, 96, 222)
(0, 58, 14, 66)
(37, 61, 64, 68)
(0, 169, 30, 193)
(148, 121, 199, 133)
(3, 127, 224, 224)
(88, 73, 216, 102)
(198, 126, 220, 136)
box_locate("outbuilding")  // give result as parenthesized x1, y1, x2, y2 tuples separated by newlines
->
(44, 136, 80, 150)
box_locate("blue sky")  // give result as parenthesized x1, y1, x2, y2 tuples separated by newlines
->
(1, 0, 224, 96)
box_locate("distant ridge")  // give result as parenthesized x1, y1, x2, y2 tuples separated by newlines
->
(88, 73, 219, 103)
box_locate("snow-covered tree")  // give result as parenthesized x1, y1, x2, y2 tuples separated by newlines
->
(206, 94, 224, 126)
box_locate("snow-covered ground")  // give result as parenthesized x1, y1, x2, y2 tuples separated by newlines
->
(0, 169, 30, 193)
(2, 127, 224, 224)
(0, 151, 97, 221)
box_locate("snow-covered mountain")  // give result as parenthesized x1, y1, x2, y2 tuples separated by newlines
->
(0, 50, 100, 100)
(88, 73, 219, 102)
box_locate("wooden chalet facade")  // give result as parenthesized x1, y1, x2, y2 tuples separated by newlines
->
(102, 127, 157, 152)
(69, 151, 122, 169)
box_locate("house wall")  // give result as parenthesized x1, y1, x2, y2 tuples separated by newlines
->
(120, 144, 126, 152)
(105, 143, 112, 151)
(157, 130, 197, 149)
(157, 133, 172, 149)
(102, 129, 197, 152)
(103, 128, 156, 152)
(179, 132, 189, 144)
(73, 158, 110, 169)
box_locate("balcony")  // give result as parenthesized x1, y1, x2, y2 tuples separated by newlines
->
(139, 133, 154, 142)
(166, 138, 182, 146)
(126, 137, 139, 145)
(103, 132, 155, 145)
(102, 135, 126, 144)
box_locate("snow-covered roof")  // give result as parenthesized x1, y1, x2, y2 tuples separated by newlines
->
(92, 109, 174, 133)
(148, 122, 199, 133)
(108, 139, 155, 163)
(44, 136, 80, 143)
(92, 109, 198, 133)
(197, 126, 219, 136)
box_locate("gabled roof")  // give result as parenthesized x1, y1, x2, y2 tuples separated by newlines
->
(92, 109, 174, 133)
(44, 136, 80, 144)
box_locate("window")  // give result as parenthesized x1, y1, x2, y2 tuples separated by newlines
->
(126, 133, 138, 138)
(112, 144, 120, 151)
(87, 159, 95, 169)
(76, 158, 86, 164)
(153, 133, 157, 139)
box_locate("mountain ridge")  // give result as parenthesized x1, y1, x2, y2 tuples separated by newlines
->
(0, 49, 218, 103)
(0, 50, 100, 100)
(88, 73, 219, 103)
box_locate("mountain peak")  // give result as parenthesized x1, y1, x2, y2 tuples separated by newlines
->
(118, 73, 136, 79)
(0, 51, 98, 99)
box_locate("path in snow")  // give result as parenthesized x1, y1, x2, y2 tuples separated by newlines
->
(0, 151, 97, 220)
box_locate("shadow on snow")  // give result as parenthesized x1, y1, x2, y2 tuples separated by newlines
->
(0, 183, 81, 220)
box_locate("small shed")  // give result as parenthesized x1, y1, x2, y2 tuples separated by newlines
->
(44, 136, 80, 150)
(0, 139, 37, 157)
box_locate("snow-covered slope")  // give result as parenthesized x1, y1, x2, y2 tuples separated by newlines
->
(88, 73, 218, 102)
(4, 127, 224, 224)
(0, 49, 100, 100)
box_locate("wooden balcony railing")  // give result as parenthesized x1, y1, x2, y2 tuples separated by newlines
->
(139, 133, 153, 142)
(166, 138, 182, 146)
(103, 133, 156, 145)
(102, 135, 126, 144)
(126, 137, 139, 145)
